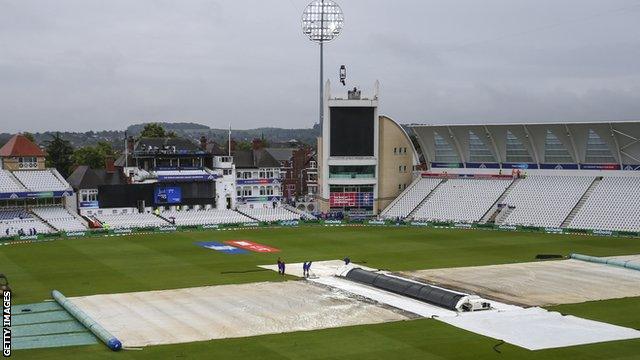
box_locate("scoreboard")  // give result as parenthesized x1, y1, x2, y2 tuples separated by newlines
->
(329, 192, 373, 208)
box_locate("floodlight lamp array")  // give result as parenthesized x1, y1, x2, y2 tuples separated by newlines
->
(302, 0, 344, 42)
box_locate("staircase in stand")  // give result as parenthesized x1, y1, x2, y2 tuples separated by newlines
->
(480, 178, 520, 223)
(235, 209, 261, 222)
(494, 206, 515, 225)
(379, 177, 423, 218)
(407, 179, 447, 220)
(7, 171, 28, 190)
(560, 176, 602, 228)
(28, 210, 57, 232)
(153, 212, 175, 225)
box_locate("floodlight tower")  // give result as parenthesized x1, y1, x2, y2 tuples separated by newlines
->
(302, 0, 344, 128)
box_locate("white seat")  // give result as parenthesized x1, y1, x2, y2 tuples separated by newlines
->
(95, 212, 170, 229)
(412, 179, 512, 223)
(499, 176, 593, 228)
(0, 170, 26, 193)
(238, 206, 301, 222)
(569, 177, 640, 232)
(13, 170, 70, 191)
(31, 206, 88, 232)
(381, 178, 442, 219)
(160, 208, 255, 226)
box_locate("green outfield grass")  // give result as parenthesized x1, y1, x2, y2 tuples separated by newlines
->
(3, 225, 640, 359)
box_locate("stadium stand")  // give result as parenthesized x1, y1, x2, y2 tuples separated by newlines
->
(238, 206, 301, 222)
(0, 170, 26, 192)
(497, 176, 594, 228)
(160, 208, 254, 226)
(412, 179, 512, 223)
(380, 178, 442, 219)
(0, 208, 30, 220)
(568, 177, 640, 232)
(13, 170, 70, 191)
(94, 212, 170, 229)
(31, 206, 88, 232)
(0, 208, 52, 237)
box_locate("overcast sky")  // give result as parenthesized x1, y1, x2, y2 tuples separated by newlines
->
(1, 0, 639, 132)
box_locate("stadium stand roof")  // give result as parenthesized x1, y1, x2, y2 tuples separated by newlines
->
(134, 137, 201, 153)
(0, 134, 45, 157)
(409, 121, 640, 170)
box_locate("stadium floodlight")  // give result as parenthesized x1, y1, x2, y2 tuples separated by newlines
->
(302, 0, 344, 128)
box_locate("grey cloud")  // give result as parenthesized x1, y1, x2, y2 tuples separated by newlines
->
(0, 0, 639, 132)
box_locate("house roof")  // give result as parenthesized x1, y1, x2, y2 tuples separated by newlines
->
(0, 134, 45, 157)
(66, 165, 126, 189)
(233, 149, 281, 168)
(206, 141, 227, 156)
(265, 148, 294, 162)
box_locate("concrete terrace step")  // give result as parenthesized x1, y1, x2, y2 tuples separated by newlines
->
(561, 176, 602, 228)
(407, 179, 447, 220)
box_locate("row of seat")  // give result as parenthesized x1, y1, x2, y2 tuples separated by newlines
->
(381, 178, 442, 219)
(0, 218, 51, 237)
(412, 179, 512, 223)
(13, 170, 70, 192)
(0, 208, 31, 220)
(0, 170, 26, 193)
(161, 209, 254, 226)
(239, 207, 301, 222)
(498, 176, 594, 228)
(31, 206, 88, 232)
(569, 177, 640, 232)
(382, 174, 639, 232)
(94, 212, 169, 229)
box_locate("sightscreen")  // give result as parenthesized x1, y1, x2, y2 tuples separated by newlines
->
(154, 187, 182, 204)
(330, 107, 374, 156)
(98, 182, 215, 208)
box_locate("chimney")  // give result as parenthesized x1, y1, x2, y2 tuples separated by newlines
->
(229, 139, 237, 152)
(200, 136, 207, 151)
(252, 138, 263, 150)
(105, 156, 115, 173)
(127, 136, 135, 152)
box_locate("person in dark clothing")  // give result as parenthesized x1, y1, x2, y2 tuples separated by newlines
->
(277, 258, 283, 275)
(303, 261, 312, 278)
(343, 257, 351, 265)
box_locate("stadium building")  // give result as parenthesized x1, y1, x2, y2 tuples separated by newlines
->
(233, 148, 282, 204)
(62, 135, 304, 231)
(0, 134, 83, 237)
(317, 82, 419, 216)
(380, 121, 640, 233)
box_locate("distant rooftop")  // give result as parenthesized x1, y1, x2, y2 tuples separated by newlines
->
(0, 134, 45, 157)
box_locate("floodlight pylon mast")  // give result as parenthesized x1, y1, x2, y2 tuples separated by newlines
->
(319, 0, 324, 129)
(302, 0, 342, 129)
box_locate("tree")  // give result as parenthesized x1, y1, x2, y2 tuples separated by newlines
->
(236, 140, 252, 151)
(22, 132, 36, 143)
(72, 141, 114, 169)
(96, 141, 115, 157)
(73, 147, 103, 169)
(139, 123, 167, 138)
(45, 133, 75, 177)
